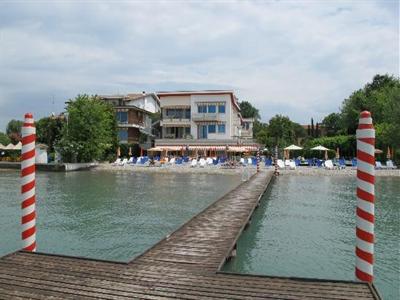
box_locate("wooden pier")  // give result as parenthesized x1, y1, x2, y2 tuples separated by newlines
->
(0, 171, 381, 299)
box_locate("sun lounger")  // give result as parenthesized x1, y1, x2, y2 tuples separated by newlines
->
(277, 159, 285, 169)
(294, 159, 300, 166)
(240, 158, 246, 165)
(316, 160, 323, 168)
(284, 160, 290, 168)
(190, 159, 198, 167)
(128, 157, 134, 164)
(375, 161, 386, 169)
(352, 158, 357, 167)
(119, 158, 128, 166)
(338, 158, 346, 169)
(289, 160, 296, 170)
(112, 158, 121, 166)
(386, 160, 397, 169)
(324, 160, 334, 170)
(206, 157, 213, 165)
(199, 158, 206, 168)
(265, 158, 272, 167)
(169, 157, 176, 164)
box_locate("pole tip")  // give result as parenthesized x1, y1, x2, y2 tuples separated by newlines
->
(24, 113, 33, 119)
(360, 111, 371, 118)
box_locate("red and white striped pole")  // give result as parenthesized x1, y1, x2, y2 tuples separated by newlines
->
(274, 145, 279, 176)
(355, 111, 375, 282)
(256, 149, 260, 173)
(21, 113, 36, 252)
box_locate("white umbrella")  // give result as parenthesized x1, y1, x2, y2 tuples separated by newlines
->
(284, 144, 303, 150)
(5, 143, 15, 150)
(311, 145, 329, 151)
(284, 144, 302, 159)
(311, 145, 329, 160)
(13, 142, 22, 150)
(0, 143, 4, 150)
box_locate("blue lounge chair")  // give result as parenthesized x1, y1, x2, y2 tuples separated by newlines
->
(316, 160, 323, 168)
(265, 158, 272, 167)
(338, 158, 346, 169)
(352, 158, 357, 167)
(307, 158, 313, 167)
(183, 156, 189, 163)
(295, 159, 300, 166)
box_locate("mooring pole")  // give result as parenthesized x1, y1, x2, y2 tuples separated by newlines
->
(21, 113, 37, 251)
(256, 148, 260, 173)
(355, 110, 375, 282)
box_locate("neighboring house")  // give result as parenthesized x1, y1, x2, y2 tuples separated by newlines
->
(99, 92, 160, 146)
(155, 90, 257, 150)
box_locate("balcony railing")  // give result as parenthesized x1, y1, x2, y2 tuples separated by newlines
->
(160, 118, 191, 126)
(191, 113, 224, 122)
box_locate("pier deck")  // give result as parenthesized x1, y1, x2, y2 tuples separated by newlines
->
(0, 171, 380, 299)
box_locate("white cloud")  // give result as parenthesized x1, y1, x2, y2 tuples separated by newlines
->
(0, 0, 398, 129)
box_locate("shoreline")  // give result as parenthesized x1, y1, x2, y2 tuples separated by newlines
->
(94, 163, 399, 177)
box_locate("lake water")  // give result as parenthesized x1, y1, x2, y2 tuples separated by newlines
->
(0, 170, 241, 261)
(223, 175, 400, 300)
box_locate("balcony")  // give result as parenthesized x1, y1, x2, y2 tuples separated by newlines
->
(160, 118, 191, 126)
(191, 113, 224, 122)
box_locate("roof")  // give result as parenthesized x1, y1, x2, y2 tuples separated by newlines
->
(156, 90, 241, 111)
(99, 92, 160, 106)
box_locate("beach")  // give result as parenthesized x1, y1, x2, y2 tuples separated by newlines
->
(95, 162, 400, 177)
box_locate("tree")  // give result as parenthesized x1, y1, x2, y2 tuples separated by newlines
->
(310, 118, 314, 137)
(36, 116, 64, 152)
(55, 94, 118, 163)
(0, 132, 10, 145)
(239, 101, 260, 120)
(322, 113, 342, 136)
(6, 119, 23, 143)
(267, 115, 295, 147)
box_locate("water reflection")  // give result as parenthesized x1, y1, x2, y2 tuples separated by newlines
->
(0, 170, 240, 262)
(223, 175, 400, 300)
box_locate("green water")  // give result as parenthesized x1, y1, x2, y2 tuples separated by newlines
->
(223, 175, 400, 300)
(0, 170, 241, 261)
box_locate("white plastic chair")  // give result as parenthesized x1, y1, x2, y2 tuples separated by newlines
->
(289, 160, 296, 170)
(386, 160, 397, 169)
(112, 158, 121, 166)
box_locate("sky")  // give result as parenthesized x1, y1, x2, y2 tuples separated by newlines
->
(0, 0, 398, 131)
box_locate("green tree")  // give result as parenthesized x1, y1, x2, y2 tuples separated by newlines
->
(239, 101, 260, 120)
(55, 94, 118, 163)
(267, 115, 295, 147)
(6, 119, 23, 143)
(0, 132, 10, 145)
(322, 113, 342, 136)
(36, 116, 64, 152)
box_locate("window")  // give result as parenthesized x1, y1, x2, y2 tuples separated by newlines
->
(185, 108, 191, 119)
(185, 127, 191, 135)
(218, 104, 225, 113)
(118, 130, 128, 142)
(208, 105, 216, 113)
(208, 124, 216, 133)
(218, 124, 225, 133)
(198, 105, 207, 113)
(116, 111, 128, 123)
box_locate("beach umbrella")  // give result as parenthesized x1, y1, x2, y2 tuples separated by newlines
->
(0, 143, 4, 150)
(14, 142, 22, 150)
(5, 143, 15, 150)
(140, 147, 143, 156)
(284, 144, 303, 159)
(117, 147, 120, 157)
(386, 146, 391, 159)
(311, 145, 329, 160)
(128, 147, 132, 156)
(374, 148, 383, 154)
(336, 148, 340, 159)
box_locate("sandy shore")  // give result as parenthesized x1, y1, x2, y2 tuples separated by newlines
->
(95, 163, 399, 177)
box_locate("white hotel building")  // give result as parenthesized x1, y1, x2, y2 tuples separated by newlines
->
(155, 90, 258, 152)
